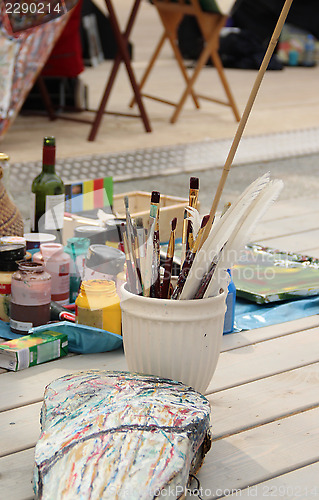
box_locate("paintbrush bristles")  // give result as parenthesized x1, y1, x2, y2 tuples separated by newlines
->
(190, 177, 199, 190)
(171, 217, 177, 231)
(151, 191, 160, 204)
(136, 217, 144, 229)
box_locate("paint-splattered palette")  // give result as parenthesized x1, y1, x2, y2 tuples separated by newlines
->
(232, 244, 319, 304)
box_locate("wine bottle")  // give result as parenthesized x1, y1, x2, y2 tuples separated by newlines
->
(31, 137, 65, 243)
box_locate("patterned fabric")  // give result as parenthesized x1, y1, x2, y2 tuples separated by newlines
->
(4, 0, 78, 33)
(0, 166, 23, 236)
(0, 5, 70, 137)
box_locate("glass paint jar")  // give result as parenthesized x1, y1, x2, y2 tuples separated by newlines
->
(64, 237, 90, 303)
(75, 279, 121, 335)
(24, 232, 56, 253)
(0, 244, 25, 322)
(33, 243, 70, 305)
(10, 262, 52, 334)
(84, 244, 125, 284)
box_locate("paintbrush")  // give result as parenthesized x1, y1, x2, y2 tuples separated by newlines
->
(121, 224, 137, 294)
(180, 208, 188, 266)
(144, 191, 160, 297)
(171, 214, 210, 300)
(201, 179, 283, 299)
(160, 217, 177, 299)
(151, 198, 161, 298)
(135, 217, 146, 285)
(124, 195, 135, 257)
(180, 173, 271, 300)
(187, 177, 199, 251)
(133, 224, 143, 292)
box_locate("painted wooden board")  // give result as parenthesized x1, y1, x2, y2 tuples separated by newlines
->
(196, 407, 319, 499)
(222, 461, 319, 499)
(1, 405, 319, 500)
(2, 362, 319, 460)
(2, 326, 319, 411)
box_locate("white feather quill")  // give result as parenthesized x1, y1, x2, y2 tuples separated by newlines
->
(186, 206, 201, 239)
(179, 172, 271, 300)
(203, 178, 283, 298)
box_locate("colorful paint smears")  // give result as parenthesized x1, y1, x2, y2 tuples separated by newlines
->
(0, 5, 70, 137)
(34, 370, 212, 499)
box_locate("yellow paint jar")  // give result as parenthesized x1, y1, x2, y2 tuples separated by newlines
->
(75, 279, 122, 336)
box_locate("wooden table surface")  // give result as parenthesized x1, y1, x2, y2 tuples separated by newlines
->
(1, 197, 319, 499)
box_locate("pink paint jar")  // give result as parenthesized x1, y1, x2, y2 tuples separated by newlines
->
(33, 243, 70, 305)
(10, 262, 52, 334)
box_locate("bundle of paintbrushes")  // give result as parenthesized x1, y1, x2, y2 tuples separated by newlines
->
(121, 172, 283, 300)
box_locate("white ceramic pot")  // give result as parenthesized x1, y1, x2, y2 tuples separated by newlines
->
(120, 284, 227, 393)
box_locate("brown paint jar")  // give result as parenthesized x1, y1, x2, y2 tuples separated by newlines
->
(10, 262, 52, 334)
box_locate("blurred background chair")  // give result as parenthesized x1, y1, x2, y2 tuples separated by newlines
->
(130, 0, 241, 123)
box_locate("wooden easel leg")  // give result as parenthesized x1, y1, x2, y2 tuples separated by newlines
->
(159, 10, 200, 109)
(36, 76, 57, 121)
(129, 31, 167, 108)
(88, 0, 151, 141)
(170, 34, 216, 123)
(210, 50, 241, 122)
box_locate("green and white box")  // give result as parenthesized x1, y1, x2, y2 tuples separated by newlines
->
(0, 332, 68, 371)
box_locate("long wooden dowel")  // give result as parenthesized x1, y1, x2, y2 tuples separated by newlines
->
(200, 0, 294, 247)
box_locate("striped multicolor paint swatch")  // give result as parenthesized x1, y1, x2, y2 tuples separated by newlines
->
(65, 176, 113, 214)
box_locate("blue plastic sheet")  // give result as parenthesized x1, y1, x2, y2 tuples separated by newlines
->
(234, 296, 319, 331)
(0, 321, 123, 354)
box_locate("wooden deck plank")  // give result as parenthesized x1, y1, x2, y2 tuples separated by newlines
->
(1, 362, 319, 460)
(0, 403, 42, 458)
(2, 327, 319, 411)
(222, 316, 319, 351)
(207, 327, 319, 393)
(254, 229, 319, 253)
(0, 349, 127, 412)
(0, 448, 34, 500)
(2, 407, 319, 500)
(251, 212, 319, 241)
(222, 461, 319, 499)
(197, 407, 319, 499)
(208, 362, 319, 439)
(260, 197, 319, 223)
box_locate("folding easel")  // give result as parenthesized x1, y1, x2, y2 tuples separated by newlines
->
(34, 0, 152, 141)
(130, 0, 240, 124)
(87, 0, 152, 141)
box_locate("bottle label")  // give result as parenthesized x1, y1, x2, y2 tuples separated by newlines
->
(76, 306, 103, 329)
(10, 318, 33, 332)
(45, 194, 65, 230)
(30, 192, 36, 231)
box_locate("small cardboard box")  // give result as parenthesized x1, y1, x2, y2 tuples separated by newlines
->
(0, 332, 68, 371)
(64, 191, 190, 243)
(113, 191, 189, 242)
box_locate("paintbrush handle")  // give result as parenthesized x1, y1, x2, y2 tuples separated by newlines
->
(161, 257, 173, 299)
(199, 0, 293, 250)
(171, 249, 195, 300)
(150, 229, 161, 298)
(193, 260, 218, 299)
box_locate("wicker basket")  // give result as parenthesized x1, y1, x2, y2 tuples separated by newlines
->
(0, 166, 24, 237)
